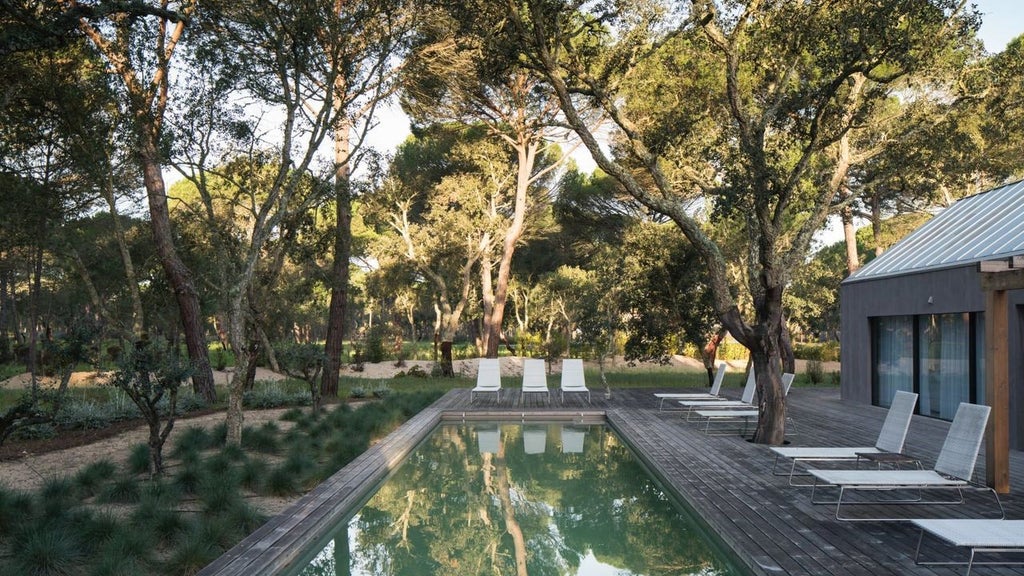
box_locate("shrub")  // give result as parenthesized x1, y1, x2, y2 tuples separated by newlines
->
(372, 384, 392, 398)
(38, 476, 77, 519)
(0, 486, 33, 536)
(349, 386, 366, 399)
(4, 525, 86, 576)
(56, 400, 118, 430)
(806, 359, 825, 385)
(172, 426, 215, 456)
(363, 325, 388, 363)
(9, 423, 57, 441)
(99, 476, 141, 504)
(127, 443, 151, 475)
(242, 422, 280, 454)
(162, 524, 221, 576)
(243, 382, 311, 409)
(239, 458, 268, 492)
(91, 526, 156, 576)
(280, 407, 305, 422)
(73, 459, 117, 498)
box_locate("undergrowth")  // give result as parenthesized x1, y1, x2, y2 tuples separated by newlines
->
(0, 390, 443, 575)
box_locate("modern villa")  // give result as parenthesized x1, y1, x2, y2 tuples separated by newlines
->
(840, 178, 1024, 449)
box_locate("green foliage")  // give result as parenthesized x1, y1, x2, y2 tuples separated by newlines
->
(3, 525, 87, 576)
(243, 381, 312, 408)
(805, 360, 825, 385)
(162, 524, 222, 576)
(73, 460, 117, 498)
(99, 476, 141, 504)
(126, 444, 151, 475)
(793, 341, 840, 362)
(108, 338, 192, 476)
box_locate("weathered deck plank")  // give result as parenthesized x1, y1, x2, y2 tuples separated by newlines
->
(201, 385, 1024, 576)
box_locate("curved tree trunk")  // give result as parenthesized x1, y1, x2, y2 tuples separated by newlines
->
(484, 141, 537, 358)
(139, 143, 216, 403)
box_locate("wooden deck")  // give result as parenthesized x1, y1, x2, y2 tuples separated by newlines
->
(202, 386, 1024, 576)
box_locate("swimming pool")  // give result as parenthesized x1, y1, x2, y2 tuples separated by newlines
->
(287, 422, 744, 575)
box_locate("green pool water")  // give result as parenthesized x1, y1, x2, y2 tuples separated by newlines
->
(289, 422, 744, 576)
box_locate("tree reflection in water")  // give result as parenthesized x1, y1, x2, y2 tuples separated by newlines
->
(295, 423, 742, 576)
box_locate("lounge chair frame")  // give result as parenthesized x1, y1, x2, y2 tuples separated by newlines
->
(770, 390, 919, 485)
(653, 363, 727, 410)
(807, 403, 1005, 521)
(912, 519, 1024, 575)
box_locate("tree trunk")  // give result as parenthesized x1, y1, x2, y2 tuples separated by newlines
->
(224, 290, 249, 446)
(484, 141, 536, 358)
(138, 142, 216, 403)
(100, 175, 145, 335)
(700, 327, 728, 386)
(749, 283, 787, 445)
(480, 251, 495, 356)
(27, 243, 42, 380)
(322, 117, 352, 400)
(779, 317, 796, 375)
(872, 193, 883, 257)
(842, 200, 859, 274)
(440, 341, 454, 377)
(495, 441, 528, 576)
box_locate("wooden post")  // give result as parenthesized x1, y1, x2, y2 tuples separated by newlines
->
(984, 288, 1009, 493)
(978, 261, 1023, 494)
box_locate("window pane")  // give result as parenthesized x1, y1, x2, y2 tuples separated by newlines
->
(873, 316, 914, 408)
(918, 313, 970, 420)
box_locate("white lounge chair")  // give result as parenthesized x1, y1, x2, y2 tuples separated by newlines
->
(521, 358, 549, 403)
(523, 426, 547, 454)
(691, 373, 795, 434)
(559, 358, 590, 403)
(470, 358, 502, 402)
(653, 362, 727, 410)
(769, 390, 919, 485)
(808, 402, 1005, 521)
(561, 425, 585, 454)
(677, 368, 757, 419)
(911, 519, 1024, 575)
(477, 425, 500, 454)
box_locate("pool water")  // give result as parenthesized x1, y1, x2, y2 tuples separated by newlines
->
(290, 423, 744, 576)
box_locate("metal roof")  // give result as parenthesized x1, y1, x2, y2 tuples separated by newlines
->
(844, 179, 1024, 283)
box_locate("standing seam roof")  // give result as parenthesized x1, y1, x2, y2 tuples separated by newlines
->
(844, 179, 1024, 283)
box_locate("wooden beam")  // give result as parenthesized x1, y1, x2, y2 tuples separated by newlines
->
(984, 288, 1010, 493)
(979, 259, 1010, 272)
(979, 268, 1024, 291)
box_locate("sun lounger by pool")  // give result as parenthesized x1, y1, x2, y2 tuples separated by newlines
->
(653, 363, 727, 410)
(470, 358, 502, 402)
(521, 358, 549, 403)
(691, 373, 794, 433)
(769, 390, 919, 485)
(911, 519, 1024, 575)
(523, 426, 547, 454)
(678, 368, 757, 419)
(559, 358, 590, 403)
(808, 402, 1004, 521)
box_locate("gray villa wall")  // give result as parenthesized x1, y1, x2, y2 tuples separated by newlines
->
(840, 264, 1024, 449)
